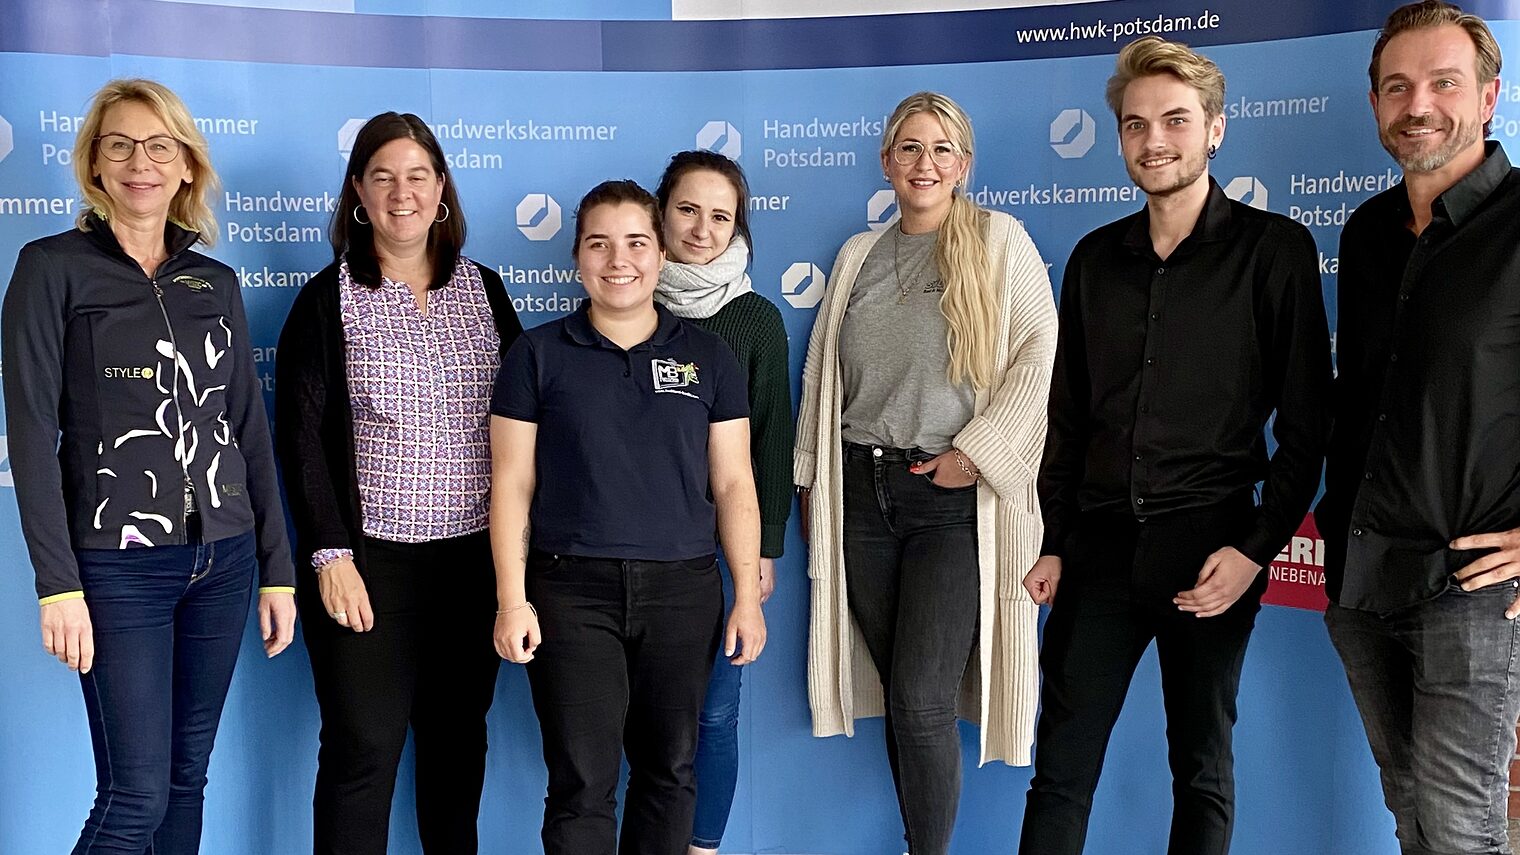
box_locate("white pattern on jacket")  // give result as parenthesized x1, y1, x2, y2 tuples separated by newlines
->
(794, 209, 1057, 766)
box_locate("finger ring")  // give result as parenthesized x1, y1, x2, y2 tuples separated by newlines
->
(333, 611, 348, 620)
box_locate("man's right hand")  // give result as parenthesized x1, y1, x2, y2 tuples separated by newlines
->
(1023, 555, 1063, 605)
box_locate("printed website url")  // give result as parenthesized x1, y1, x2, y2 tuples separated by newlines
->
(1016, 10, 1223, 44)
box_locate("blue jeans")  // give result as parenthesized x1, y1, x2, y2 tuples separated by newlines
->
(690, 563, 743, 849)
(71, 531, 256, 855)
(1327, 580, 1520, 855)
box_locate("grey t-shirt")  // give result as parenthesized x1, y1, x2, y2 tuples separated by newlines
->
(838, 225, 975, 453)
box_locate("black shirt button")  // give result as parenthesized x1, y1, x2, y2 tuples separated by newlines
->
(1145, 357, 1155, 365)
(1134, 454, 1142, 461)
(1389, 353, 1399, 362)
(1399, 293, 1410, 302)
(624, 369, 631, 377)
(1156, 268, 1166, 276)
(1352, 528, 1363, 536)
(1150, 313, 1159, 320)
(1135, 497, 1145, 505)
(1364, 471, 1373, 480)
(1140, 405, 1150, 414)
(1377, 413, 1388, 422)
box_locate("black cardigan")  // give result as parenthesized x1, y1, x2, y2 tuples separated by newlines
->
(274, 257, 522, 577)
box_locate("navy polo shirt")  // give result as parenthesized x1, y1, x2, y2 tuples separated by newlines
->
(491, 303, 749, 561)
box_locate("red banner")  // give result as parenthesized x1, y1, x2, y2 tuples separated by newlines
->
(1263, 514, 1329, 611)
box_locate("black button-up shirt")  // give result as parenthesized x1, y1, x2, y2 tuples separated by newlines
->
(1040, 179, 1333, 568)
(1317, 142, 1520, 613)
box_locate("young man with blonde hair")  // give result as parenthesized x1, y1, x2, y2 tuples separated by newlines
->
(1317, 3, 1520, 852)
(1018, 35, 1332, 854)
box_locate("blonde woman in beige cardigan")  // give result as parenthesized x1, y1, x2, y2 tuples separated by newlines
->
(793, 91, 1056, 855)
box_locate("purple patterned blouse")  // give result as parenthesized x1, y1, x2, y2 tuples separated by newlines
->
(339, 256, 500, 543)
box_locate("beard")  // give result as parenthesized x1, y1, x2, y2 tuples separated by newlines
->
(1125, 145, 1210, 197)
(1379, 113, 1483, 173)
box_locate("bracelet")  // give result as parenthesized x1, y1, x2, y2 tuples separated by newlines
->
(496, 602, 537, 616)
(952, 448, 980, 481)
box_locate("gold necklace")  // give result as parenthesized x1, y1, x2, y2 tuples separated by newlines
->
(892, 225, 915, 305)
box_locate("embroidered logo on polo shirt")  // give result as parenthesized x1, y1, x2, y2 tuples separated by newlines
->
(652, 359, 701, 400)
(173, 275, 213, 292)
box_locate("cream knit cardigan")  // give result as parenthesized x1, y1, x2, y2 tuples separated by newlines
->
(793, 209, 1057, 767)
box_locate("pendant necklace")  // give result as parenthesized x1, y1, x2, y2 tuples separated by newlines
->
(893, 225, 915, 305)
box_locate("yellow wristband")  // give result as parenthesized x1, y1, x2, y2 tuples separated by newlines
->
(39, 591, 85, 606)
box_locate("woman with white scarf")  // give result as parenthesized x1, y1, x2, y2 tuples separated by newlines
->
(653, 150, 792, 855)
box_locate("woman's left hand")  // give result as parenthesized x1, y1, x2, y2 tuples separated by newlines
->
(725, 600, 767, 666)
(758, 557, 776, 604)
(910, 450, 979, 488)
(258, 592, 297, 658)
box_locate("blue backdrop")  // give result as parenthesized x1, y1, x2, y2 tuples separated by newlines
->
(3, 0, 1520, 852)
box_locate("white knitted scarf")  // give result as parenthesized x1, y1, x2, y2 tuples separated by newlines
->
(655, 236, 753, 319)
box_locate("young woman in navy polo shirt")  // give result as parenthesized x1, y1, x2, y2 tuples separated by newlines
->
(489, 179, 767, 855)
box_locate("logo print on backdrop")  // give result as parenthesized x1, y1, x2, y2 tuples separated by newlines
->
(866, 189, 897, 232)
(1049, 108, 1096, 159)
(1223, 176, 1270, 211)
(516, 194, 563, 241)
(780, 262, 827, 310)
(696, 121, 742, 159)
(337, 118, 367, 161)
(0, 114, 13, 165)
(0, 435, 12, 488)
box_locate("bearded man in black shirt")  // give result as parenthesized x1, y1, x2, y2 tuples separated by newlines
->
(1017, 36, 1332, 855)
(1316, 3, 1520, 853)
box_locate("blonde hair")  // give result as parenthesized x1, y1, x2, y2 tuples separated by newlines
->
(1370, 0, 1502, 135)
(1106, 36, 1226, 120)
(881, 92, 997, 389)
(72, 78, 220, 244)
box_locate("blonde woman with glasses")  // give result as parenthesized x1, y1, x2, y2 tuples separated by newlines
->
(794, 91, 1057, 855)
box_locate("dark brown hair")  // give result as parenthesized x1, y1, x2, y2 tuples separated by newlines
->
(654, 150, 754, 256)
(571, 179, 663, 257)
(330, 112, 466, 290)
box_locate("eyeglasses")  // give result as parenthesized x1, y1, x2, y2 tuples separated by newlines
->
(889, 141, 962, 168)
(94, 133, 182, 164)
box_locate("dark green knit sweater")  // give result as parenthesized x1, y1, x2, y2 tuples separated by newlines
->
(689, 291, 794, 558)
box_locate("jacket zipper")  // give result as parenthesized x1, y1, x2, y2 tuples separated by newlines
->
(149, 277, 195, 539)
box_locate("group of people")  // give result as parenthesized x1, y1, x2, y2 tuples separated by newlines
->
(4, 1, 1517, 854)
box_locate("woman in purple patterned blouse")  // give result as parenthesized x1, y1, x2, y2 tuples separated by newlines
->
(274, 112, 523, 855)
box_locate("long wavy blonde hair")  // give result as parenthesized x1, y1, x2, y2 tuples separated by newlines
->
(881, 92, 997, 389)
(72, 78, 221, 244)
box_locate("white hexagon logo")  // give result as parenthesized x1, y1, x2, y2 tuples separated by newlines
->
(1049, 108, 1096, 159)
(516, 193, 563, 241)
(0, 115, 13, 166)
(866, 189, 897, 232)
(1224, 176, 1270, 210)
(337, 118, 367, 161)
(780, 262, 827, 310)
(696, 121, 742, 160)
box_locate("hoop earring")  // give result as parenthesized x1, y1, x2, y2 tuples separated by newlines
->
(434, 203, 450, 224)
(1208, 144, 1218, 160)
(352, 206, 370, 225)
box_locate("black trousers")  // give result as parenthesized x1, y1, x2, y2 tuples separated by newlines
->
(841, 443, 979, 855)
(524, 552, 723, 855)
(301, 531, 501, 855)
(1020, 498, 1267, 855)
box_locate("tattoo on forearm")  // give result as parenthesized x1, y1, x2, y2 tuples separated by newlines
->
(521, 525, 530, 562)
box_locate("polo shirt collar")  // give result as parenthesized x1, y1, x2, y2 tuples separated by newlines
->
(563, 302, 684, 349)
(1430, 140, 1511, 229)
(1121, 176, 1234, 255)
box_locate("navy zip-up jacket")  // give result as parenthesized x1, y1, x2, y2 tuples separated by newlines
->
(3, 214, 295, 601)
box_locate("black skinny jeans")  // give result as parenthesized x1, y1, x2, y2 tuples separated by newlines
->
(1020, 498, 1266, 855)
(524, 552, 723, 855)
(842, 442, 980, 855)
(302, 531, 501, 855)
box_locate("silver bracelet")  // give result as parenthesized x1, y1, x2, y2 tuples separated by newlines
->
(496, 602, 537, 616)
